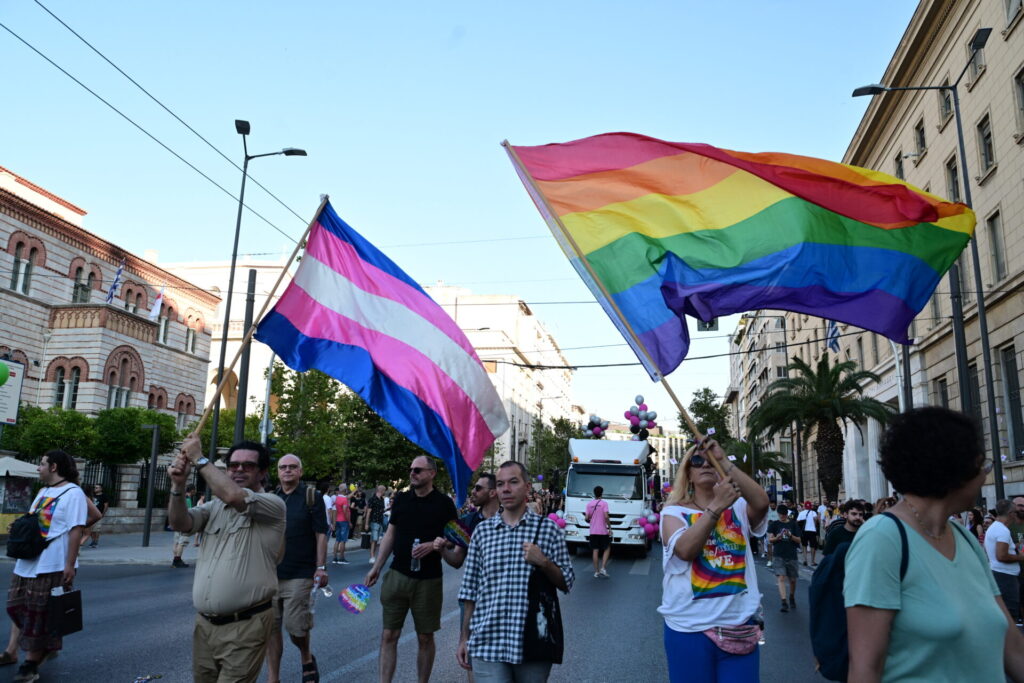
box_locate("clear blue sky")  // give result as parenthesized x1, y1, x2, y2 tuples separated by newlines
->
(1, 1, 918, 429)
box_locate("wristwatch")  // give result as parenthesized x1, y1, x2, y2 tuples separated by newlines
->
(194, 457, 210, 470)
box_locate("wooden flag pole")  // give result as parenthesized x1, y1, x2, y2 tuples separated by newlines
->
(502, 142, 727, 477)
(191, 194, 330, 437)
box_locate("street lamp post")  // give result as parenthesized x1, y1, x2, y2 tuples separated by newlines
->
(207, 120, 306, 460)
(853, 27, 1004, 497)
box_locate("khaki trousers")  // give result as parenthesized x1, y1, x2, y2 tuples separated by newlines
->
(193, 609, 274, 683)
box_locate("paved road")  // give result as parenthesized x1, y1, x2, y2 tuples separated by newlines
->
(0, 543, 823, 681)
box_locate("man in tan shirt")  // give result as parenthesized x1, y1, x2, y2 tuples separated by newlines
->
(168, 435, 286, 683)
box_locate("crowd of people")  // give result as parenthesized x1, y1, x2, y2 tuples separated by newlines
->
(11, 405, 1024, 682)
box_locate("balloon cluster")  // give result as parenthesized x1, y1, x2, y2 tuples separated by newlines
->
(546, 510, 567, 529)
(582, 414, 609, 439)
(636, 509, 660, 539)
(623, 395, 658, 442)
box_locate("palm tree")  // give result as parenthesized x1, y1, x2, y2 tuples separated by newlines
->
(748, 352, 895, 502)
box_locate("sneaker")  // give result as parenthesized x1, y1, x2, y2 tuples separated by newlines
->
(780, 603, 789, 613)
(331, 559, 341, 565)
(88, 542, 98, 548)
(338, 559, 349, 565)
(13, 661, 39, 682)
(789, 596, 796, 609)
(171, 558, 189, 568)
(599, 569, 609, 578)
(594, 572, 601, 578)
(766, 561, 772, 568)
(369, 557, 375, 564)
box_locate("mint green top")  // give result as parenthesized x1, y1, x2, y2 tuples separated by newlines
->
(844, 514, 1006, 682)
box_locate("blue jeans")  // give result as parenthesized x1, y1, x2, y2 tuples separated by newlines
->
(334, 521, 350, 543)
(664, 623, 759, 683)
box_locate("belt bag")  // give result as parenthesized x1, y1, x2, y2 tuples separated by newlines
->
(702, 623, 761, 655)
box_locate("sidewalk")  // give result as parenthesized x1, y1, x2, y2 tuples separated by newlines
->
(0, 529, 365, 566)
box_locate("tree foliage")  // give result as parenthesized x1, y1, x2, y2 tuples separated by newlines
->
(4, 406, 98, 460)
(748, 353, 895, 501)
(93, 408, 177, 465)
(684, 388, 733, 443)
(527, 417, 578, 489)
(192, 409, 262, 454)
(272, 367, 345, 480)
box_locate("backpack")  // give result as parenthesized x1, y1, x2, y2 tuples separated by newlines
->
(808, 512, 908, 682)
(7, 487, 74, 560)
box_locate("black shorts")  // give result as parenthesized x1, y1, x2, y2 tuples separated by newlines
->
(589, 534, 611, 551)
(801, 530, 819, 548)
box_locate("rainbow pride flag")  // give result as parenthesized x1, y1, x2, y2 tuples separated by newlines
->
(506, 133, 975, 379)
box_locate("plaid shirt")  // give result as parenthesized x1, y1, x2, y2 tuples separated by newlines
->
(457, 510, 574, 664)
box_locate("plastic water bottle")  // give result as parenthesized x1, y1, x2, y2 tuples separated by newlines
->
(410, 538, 421, 573)
(308, 577, 334, 614)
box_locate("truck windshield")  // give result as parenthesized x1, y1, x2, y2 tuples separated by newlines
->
(567, 464, 643, 500)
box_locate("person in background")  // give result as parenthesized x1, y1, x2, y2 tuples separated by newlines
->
(659, 439, 769, 682)
(1012, 497, 1024, 626)
(365, 485, 387, 564)
(764, 501, 780, 566)
(767, 505, 800, 613)
(822, 499, 867, 556)
(322, 486, 335, 532)
(845, 407, 1024, 682)
(331, 488, 350, 566)
(6, 450, 89, 683)
(585, 486, 612, 579)
(80, 484, 109, 549)
(985, 500, 1023, 624)
(968, 508, 986, 542)
(171, 484, 197, 568)
(796, 502, 820, 567)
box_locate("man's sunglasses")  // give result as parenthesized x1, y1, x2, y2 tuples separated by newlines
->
(473, 484, 494, 492)
(278, 464, 300, 470)
(410, 467, 432, 475)
(689, 455, 714, 469)
(227, 461, 259, 472)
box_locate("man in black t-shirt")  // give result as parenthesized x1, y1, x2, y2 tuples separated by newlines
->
(82, 484, 110, 549)
(768, 505, 801, 612)
(822, 498, 867, 556)
(364, 456, 463, 683)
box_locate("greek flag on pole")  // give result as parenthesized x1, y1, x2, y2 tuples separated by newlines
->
(254, 201, 510, 504)
(826, 319, 840, 353)
(106, 259, 125, 304)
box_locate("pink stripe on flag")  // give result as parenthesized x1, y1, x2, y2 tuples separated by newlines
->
(275, 285, 492, 469)
(306, 223, 478, 360)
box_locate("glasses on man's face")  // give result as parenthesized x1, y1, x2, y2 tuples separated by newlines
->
(410, 467, 431, 475)
(278, 464, 300, 471)
(473, 484, 493, 492)
(227, 461, 259, 472)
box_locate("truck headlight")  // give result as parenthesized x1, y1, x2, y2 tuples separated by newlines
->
(564, 514, 579, 525)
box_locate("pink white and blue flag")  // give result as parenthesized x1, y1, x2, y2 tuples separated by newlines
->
(254, 201, 509, 503)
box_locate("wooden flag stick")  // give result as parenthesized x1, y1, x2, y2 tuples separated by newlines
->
(660, 377, 728, 478)
(191, 194, 330, 437)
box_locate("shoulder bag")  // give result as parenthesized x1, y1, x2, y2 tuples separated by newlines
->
(522, 515, 564, 664)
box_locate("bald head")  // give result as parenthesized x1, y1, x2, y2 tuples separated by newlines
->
(1013, 496, 1024, 520)
(277, 453, 302, 488)
(279, 453, 302, 467)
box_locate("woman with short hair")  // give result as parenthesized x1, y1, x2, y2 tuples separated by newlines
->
(845, 407, 1024, 682)
(658, 438, 769, 682)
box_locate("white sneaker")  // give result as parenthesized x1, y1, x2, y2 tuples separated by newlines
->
(594, 572, 601, 578)
(766, 561, 773, 568)
(599, 569, 609, 578)
(369, 556, 375, 563)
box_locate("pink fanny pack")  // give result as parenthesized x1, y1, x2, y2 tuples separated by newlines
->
(702, 624, 761, 655)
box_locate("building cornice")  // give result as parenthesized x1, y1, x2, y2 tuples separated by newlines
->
(0, 188, 221, 309)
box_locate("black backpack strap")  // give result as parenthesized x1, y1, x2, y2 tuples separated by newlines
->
(32, 485, 74, 515)
(881, 512, 909, 580)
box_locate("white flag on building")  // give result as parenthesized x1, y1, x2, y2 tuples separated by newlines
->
(148, 285, 165, 320)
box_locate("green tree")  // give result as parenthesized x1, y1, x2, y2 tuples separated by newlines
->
(7, 406, 98, 459)
(273, 368, 345, 479)
(193, 409, 262, 454)
(684, 388, 733, 443)
(748, 353, 895, 501)
(725, 439, 792, 483)
(527, 417, 578, 488)
(93, 408, 177, 465)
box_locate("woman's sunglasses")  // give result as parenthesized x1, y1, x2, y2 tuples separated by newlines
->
(689, 455, 714, 469)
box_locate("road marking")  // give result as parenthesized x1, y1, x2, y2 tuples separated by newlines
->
(629, 556, 651, 575)
(321, 607, 461, 681)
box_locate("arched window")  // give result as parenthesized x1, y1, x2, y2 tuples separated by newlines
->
(67, 367, 80, 409)
(9, 244, 22, 291)
(134, 292, 142, 314)
(185, 327, 196, 354)
(73, 266, 90, 303)
(21, 248, 37, 294)
(53, 367, 66, 407)
(160, 307, 174, 344)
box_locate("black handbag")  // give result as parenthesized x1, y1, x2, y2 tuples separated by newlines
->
(522, 517, 564, 664)
(360, 531, 371, 549)
(46, 589, 82, 637)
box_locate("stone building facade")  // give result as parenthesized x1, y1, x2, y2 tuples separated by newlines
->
(0, 166, 218, 432)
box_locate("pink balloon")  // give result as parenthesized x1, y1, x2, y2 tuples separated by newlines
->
(623, 410, 632, 419)
(556, 518, 566, 528)
(592, 427, 602, 436)
(644, 525, 656, 537)
(639, 403, 648, 411)
(648, 420, 657, 428)
(653, 513, 661, 522)
(629, 416, 640, 426)
(548, 513, 558, 521)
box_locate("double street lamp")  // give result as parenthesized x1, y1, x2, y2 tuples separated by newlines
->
(207, 121, 306, 460)
(853, 27, 1004, 498)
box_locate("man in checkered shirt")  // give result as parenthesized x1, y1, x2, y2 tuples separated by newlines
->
(456, 461, 574, 681)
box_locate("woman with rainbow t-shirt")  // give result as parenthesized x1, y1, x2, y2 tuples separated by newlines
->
(658, 438, 769, 683)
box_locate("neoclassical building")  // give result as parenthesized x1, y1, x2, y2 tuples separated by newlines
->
(0, 166, 218, 428)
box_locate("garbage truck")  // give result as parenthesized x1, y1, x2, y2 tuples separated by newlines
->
(562, 438, 653, 557)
